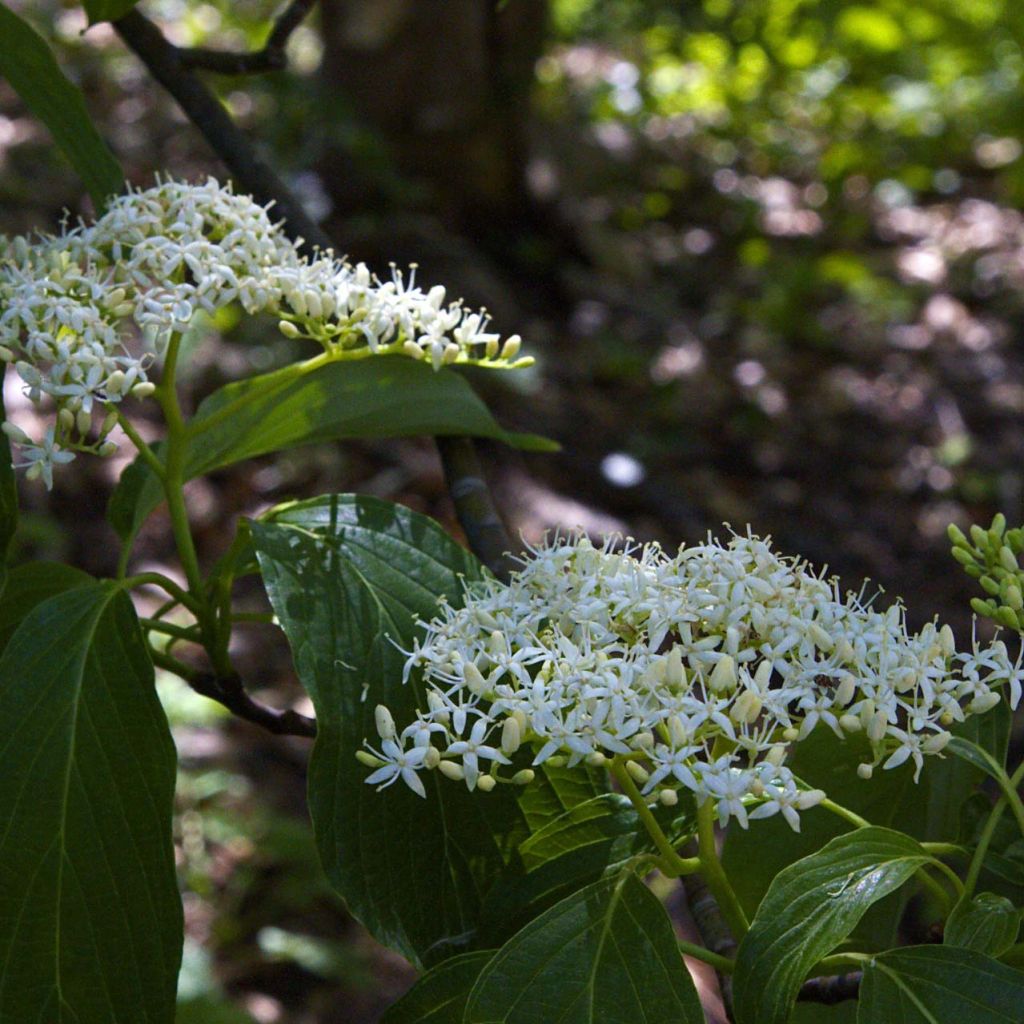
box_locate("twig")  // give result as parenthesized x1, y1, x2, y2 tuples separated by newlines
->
(113, 8, 332, 252)
(178, 0, 318, 75)
(798, 971, 862, 1004)
(678, 839, 738, 1016)
(436, 436, 516, 580)
(113, 6, 519, 729)
(151, 648, 316, 737)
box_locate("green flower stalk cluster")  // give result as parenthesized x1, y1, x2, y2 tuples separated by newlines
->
(949, 514, 1024, 632)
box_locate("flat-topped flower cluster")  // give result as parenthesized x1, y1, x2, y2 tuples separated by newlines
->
(0, 177, 530, 486)
(363, 530, 1023, 831)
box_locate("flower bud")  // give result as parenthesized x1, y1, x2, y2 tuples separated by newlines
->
(970, 524, 990, 550)
(1006, 586, 1024, 612)
(278, 319, 301, 339)
(857, 763, 873, 780)
(971, 597, 997, 618)
(1001, 546, 1019, 573)
(922, 731, 951, 755)
(839, 714, 861, 733)
(968, 691, 1001, 714)
(951, 546, 976, 567)
(667, 715, 689, 747)
(439, 760, 465, 781)
(355, 750, 385, 768)
(834, 675, 856, 707)
(765, 745, 787, 767)
(782, 726, 799, 742)
(501, 717, 521, 755)
(132, 382, 157, 400)
(1, 419, 30, 444)
(58, 408, 76, 433)
(501, 335, 521, 360)
(443, 343, 460, 365)
(625, 760, 650, 785)
(374, 704, 396, 741)
(730, 690, 762, 725)
(807, 622, 834, 653)
(633, 730, 654, 750)
(666, 645, 685, 689)
(105, 370, 126, 395)
(76, 409, 92, 436)
(423, 747, 441, 769)
(796, 788, 826, 809)
(477, 774, 497, 793)
(463, 662, 488, 697)
(0, 346, 14, 362)
(586, 751, 607, 768)
(98, 441, 118, 457)
(512, 769, 535, 786)
(947, 523, 969, 548)
(659, 788, 679, 807)
(939, 624, 955, 656)
(866, 710, 888, 743)
(709, 655, 737, 693)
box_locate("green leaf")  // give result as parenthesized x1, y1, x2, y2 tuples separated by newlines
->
(109, 355, 556, 541)
(724, 714, 1002, 950)
(858, 945, 1024, 1023)
(478, 796, 644, 946)
(465, 872, 705, 1024)
(0, 4, 123, 209)
(0, 581, 181, 1022)
(945, 893, 1021, 957)
(733, 827, 934, 1024)
(0, 560, 92, 650)
(83, 0, 141, 25)
(382, 951, 494, 1024)
(947, 735, 1007, 786)
(519, 794, 638, 869)
(252, 494, 522, 966)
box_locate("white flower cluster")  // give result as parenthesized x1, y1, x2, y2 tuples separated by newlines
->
(362, 530, 1023, 832)
(0, 177, 530, 486)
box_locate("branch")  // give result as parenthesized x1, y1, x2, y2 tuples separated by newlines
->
(798, 971, 862, 1005)
(677, 839, 738, 1015)
(436, 436, 516, 580)
(151, 648, 317, 737)
(113, 8, 333, 252)
(178, 0, 318, 75)
(113, 7, 519, 579)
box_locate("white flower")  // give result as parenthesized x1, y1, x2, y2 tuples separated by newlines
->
(0, 176, 532, 487)
(363, 738, 429, 798)
(361, 528, 1021, 829)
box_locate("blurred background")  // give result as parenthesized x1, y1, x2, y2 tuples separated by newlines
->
(3, 1, 1024, 1020)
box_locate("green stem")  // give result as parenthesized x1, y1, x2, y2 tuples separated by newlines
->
(114, 408, 165, 480)
(921, 842, 966, 859)
(696, 798, 750, 939)
(964, 761, 1024, 898)
(994, 761, 1024, 841)
(154, 334, 205, 601)
(818, 797, 870, 830)
(149, 646, 199, 681)
(122, 572, 202, 615)
(677, 940, 735, 975)
(140, 618, 202, 644)
(610, 761, 700, 878)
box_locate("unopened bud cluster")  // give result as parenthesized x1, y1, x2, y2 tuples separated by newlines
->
(949, 514, 1024, 632)
(0, 177, 530, 487)
(363, 530, 1022, 832)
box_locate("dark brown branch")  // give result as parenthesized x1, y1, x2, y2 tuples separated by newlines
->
(114, 8, 333, 252)
(798, 971, 862, 1004)
(678, 839, 738, 1016)
(149, 648, 317, 737)
(437, 436, 517, 580)
(179, 0, 318, 75)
